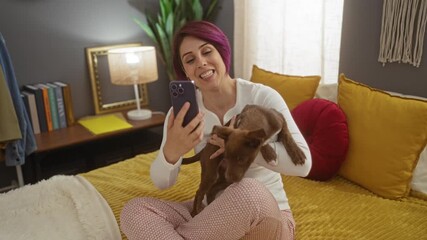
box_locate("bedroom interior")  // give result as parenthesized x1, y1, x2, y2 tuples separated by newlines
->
(1, 0, 427, 239)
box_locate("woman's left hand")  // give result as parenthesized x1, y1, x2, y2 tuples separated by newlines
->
(208, 115, 237, 159)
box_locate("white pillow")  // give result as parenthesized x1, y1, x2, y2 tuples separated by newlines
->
(412, 146, 427, 194)
(315, 83, 338, 103)
(315, 83, 427, 195)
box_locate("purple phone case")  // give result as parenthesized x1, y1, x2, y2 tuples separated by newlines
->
(169, 80, 199, 127)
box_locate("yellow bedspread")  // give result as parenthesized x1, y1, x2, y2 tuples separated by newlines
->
(80, 151, 427, 240)
(80, 151, 201, 239)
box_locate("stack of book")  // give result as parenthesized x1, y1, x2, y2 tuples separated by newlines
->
(21, 82, 75, 134)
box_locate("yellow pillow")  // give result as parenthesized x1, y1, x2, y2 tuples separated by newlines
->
(337, 74, 427, 199)
(250, 65, 321, 110)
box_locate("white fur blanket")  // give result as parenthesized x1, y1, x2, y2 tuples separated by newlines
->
(0, 175, 121, 240)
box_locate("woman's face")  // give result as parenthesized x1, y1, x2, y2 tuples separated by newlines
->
(179, 36, 227, 91)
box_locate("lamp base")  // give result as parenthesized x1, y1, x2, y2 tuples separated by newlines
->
(127, 109, 152, 120)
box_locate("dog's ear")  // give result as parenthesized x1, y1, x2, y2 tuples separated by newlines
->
(245, 129, 266, 148)
(247, 128, 266, 139)
(212, 126, 233, 140)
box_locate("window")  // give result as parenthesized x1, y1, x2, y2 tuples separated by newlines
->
(234, 0, 344, 84)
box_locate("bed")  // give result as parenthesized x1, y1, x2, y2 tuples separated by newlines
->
(79, 150, 427, 240)
(1, 72, 427, 239)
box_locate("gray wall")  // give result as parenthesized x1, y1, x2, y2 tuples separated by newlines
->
(0, 0, 234, 119)
(339, 0, 427, 98)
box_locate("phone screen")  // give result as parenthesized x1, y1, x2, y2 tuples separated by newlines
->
(169, 80, 199, 127)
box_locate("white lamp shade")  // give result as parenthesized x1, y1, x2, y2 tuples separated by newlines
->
(108, 46, 158, 85)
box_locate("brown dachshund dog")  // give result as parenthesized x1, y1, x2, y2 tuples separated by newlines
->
(182, 104, 306, 217)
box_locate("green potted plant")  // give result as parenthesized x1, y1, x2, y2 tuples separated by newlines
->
(134, 0, 220, 81)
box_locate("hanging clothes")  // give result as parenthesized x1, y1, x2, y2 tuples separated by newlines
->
(0, 65, 21, 143)
(0, 66, 21, 163)
(0, 32, 37, 166)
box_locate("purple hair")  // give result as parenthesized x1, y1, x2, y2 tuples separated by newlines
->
(172, 21, 231, 80)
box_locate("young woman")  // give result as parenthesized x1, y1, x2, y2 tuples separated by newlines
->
(120, 21, 312, 240)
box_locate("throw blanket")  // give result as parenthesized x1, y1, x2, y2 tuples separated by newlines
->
(0, 175, 120, 240)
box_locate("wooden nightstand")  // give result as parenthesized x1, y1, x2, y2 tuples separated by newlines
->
(23, 112, 165, 184)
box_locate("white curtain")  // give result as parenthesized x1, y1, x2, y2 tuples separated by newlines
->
(234, 0, 344, 84)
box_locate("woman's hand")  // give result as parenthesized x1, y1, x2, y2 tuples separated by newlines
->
(163, 102, 205, 164)
(208, 115, 237, 159)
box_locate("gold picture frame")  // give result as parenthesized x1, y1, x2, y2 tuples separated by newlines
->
(85, 43, 149, 115)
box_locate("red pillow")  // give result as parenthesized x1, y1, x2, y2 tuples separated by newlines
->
(291, 99, 349, 181)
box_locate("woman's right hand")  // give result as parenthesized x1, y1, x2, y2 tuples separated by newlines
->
(163, 102, 205, 164)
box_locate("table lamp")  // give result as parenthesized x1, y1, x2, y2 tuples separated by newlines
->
(108, 46, 158, 120)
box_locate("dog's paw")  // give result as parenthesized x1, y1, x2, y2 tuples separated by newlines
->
(190, 210, 198, 218)
(290, 148, 306, 165)
(261, 145, 277, 161)
(190, 205, 205, 217)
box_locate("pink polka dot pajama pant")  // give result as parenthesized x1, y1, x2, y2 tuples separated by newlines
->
(120, 178, 295, 240)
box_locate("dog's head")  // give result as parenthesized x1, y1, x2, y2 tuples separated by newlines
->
(213, 126, 267, 182)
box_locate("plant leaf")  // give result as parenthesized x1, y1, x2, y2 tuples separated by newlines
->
(156, 23, 172, 67)
(192, 0, 203, 20)
(204, 0, 219, 20)
(162, 0, 172, 16)
(165, 13, 174, 44)
(159, 0, 167, 25)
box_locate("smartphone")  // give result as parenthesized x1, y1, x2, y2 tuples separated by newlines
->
(169, 80, 199, 127)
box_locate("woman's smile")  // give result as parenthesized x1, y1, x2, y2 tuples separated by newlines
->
(200, 69, 215, 80)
